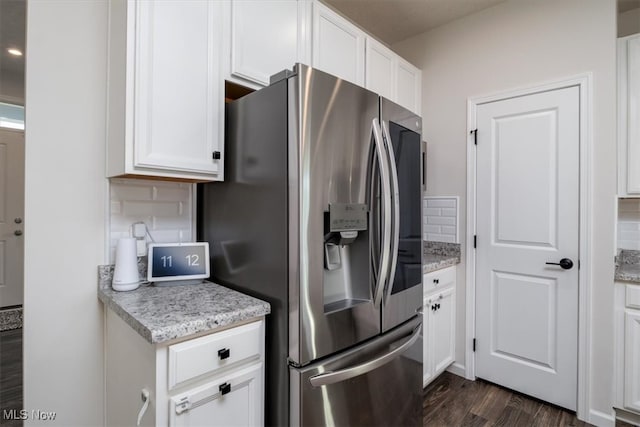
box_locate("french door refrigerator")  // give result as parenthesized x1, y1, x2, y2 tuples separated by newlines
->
(199, 64, 424, 426)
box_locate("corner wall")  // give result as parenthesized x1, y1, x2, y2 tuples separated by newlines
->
(24, 1, 108, 425)
(393, 0, 617, 423)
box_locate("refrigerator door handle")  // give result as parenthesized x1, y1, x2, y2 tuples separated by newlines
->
(382, 121, 400, 301)
(372, 119, 392, 309)
(308, 324, 421, 388)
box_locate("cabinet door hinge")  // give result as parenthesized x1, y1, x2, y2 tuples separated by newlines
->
(473, 338, 476, 352)
(473, 235, 477, 249)
(470, 129, 477, 145)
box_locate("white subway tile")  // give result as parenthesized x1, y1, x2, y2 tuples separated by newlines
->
(427, 216, 456, 226)
(619, 230, 640, 241)
(426, 199, 456, 208)
(618, 222, 640, 231)
(441, 208, 457, 217)
(123, 201, 180, 217)
(424, 225, 441, 233)
(441, 226, 457, 235)
(619, 239, 640, 250)
(153, 185, 192, 202)
(424, 208, 441, 216)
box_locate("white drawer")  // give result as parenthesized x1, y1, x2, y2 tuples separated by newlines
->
(626, 285, 640, 310)
(168, 320, 262, 390)
(423, 266, 456, 294)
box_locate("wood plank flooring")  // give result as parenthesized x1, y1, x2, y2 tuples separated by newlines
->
(423, 372, 636, 427)
(0, 328, 22, 426)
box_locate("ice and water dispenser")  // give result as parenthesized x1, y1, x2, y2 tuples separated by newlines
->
(322, 203, 371, 314)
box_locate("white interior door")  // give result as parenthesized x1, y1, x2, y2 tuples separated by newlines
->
(475, 86, 580, 411)
(0, 128, 24, 308)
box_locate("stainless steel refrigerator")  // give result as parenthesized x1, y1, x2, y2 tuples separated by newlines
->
(199, 64, 424, 426)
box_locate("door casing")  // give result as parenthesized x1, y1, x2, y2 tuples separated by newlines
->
(465, 74, 592, 422)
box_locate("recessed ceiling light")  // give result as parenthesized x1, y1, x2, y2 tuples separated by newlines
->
(7, 48, 22, 56)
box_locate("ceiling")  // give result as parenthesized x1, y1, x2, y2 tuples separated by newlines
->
(323, 0, 507, 45)
(620, 0, 640, 13)
(324, 0, 640, 45)
(0, 0, 25, 103)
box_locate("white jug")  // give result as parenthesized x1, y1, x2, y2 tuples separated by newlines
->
(113, 237, 140, 291)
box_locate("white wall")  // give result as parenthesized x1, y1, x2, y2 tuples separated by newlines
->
(619, 7, 640, 37)
(24, 1, 107, 425)
(394, 0, 617, 423)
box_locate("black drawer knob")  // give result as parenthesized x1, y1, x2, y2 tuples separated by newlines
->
(218, 348, 230, 360)
(219, 382, 231, 396)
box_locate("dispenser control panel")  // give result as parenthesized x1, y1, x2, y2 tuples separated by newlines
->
(328, 203, 368, 232)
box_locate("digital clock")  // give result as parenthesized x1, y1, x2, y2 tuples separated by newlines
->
(147, 242, 210, 285)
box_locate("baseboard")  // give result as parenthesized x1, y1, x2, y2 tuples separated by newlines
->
(0, 306, 23, 331)
(614, 407, 640, 426)
(446, 362, 466, 378)
(589, 409, 615, 427)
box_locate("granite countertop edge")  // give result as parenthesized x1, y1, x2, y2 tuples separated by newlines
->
(615, 249, 640, 284)
(98, 281, 271, 345)
(423, 255, 461, 274)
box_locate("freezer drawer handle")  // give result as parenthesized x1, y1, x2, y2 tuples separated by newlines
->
(308, 324, 421, 388)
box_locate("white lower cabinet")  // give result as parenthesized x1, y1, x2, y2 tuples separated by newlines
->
(624, 309, 640, 412)
(422, 266, 456, 387)
(614, 282, 640, 421)
(106, 310, 265, 426)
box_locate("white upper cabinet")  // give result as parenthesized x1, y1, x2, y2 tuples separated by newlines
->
(396, 56, 422, 115)
(311, 1, 365, 87)
(224, 0, 309, 88)
(365, 36, 422, 114)
(107, 0, 224, 181)
(618, 33, 640, 196)
(365, 37, 396, 101)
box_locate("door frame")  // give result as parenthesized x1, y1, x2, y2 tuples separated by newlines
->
(465, 74, 592, 421)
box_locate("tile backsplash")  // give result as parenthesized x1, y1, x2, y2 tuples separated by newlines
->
(618, 198, 640, 250)
(109, 178, 195, 262)
(423, 196, 459, 243)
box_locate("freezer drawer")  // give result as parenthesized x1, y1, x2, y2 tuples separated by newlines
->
(290, 316, 422, 427)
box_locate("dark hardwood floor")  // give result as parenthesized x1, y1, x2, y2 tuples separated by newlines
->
(0, 328, 22, 426)
(423, 372, 636, 427)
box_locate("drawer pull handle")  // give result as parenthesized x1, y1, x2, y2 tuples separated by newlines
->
(219, 382, 231, 396)
(218, 348, 230, 360)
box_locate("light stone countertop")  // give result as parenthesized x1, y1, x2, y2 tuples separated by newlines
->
(98, 267, 270, 344)
(423, 254, 460, 274)
(423, 241, 461, 274)
(615, 249, 640, 283)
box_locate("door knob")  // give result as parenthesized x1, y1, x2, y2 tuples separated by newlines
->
(545, 258, 573, 270)
(14, 230, 22, 236)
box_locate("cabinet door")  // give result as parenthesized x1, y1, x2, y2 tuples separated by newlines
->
(365, 37, 395, 101)
(396, 57, 421, 115)
(134, 1, 223, 177)
(170, 362, 263, 427)
(623, 36, 640, 194)
(422, 297, 433, 387)
(626, 37, 640, 194)
(312, 1, 365, 86)
(431, 287, 455, 375)
(625, 310, 640, 412)
(228, 0, 301, 87)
